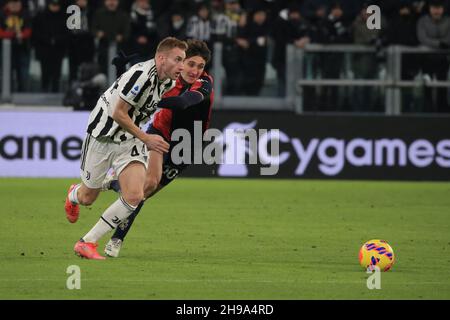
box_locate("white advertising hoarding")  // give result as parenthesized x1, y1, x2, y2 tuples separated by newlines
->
(0, 110, 90, 177)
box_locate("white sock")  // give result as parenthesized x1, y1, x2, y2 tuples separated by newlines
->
(68, 184, 81, 204)
(82, 196, 137, 243)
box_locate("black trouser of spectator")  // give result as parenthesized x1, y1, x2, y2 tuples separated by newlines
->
(11, 47, 30, 92)
(40, 55, 63, 92)
(302, 54, 317, 111)
(97, 39, 121, 75)
(97, 39, 110, 75)
(129, 39, 158, 67)
(275, 64, 286, 97)
(320, 53, 345, 111)
(69, 35, 95, 82)
(223, 44, 243, 95)
(242, 59, 266, 96)
(352, 53, 379, 112)
(422, 53, 449, 113)
(401, 53, 421, 113)
(272, 60, 286, 97)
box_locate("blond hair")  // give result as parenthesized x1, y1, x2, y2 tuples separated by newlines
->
(156, 37, 188, 54)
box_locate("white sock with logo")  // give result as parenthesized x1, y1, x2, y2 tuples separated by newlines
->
(82, 196, 137, 243)
(68, 184, 81, 204)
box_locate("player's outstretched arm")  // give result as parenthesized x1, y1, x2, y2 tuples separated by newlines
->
(157, 91, 204, 111)
(112, 98, 169, 154)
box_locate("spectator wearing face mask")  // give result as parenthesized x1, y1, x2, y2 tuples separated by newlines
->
(128, 0, 158, 63)
(166, 7, 187, 39)
(92, 0, 130, 73)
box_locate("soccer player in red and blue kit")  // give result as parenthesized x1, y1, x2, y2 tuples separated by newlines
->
(104, 39, 214, 257)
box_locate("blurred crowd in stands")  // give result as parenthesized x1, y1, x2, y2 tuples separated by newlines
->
(1, 0, 450, 112)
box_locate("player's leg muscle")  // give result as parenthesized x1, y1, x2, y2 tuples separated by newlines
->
(119, 161, 146, 207)
(144, 151, 164, 198)
(77, 183, 101, 206)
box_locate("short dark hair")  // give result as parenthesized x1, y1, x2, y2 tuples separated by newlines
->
(429, 0, 445, 7)
(185, 39, 211, 64)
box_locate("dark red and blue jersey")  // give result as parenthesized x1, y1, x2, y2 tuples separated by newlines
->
(151, 71, 214, 142)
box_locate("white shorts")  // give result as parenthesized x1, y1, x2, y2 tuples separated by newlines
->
(80, 134, 148, 189)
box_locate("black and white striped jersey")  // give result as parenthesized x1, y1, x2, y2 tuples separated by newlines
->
(86, 59, 175, 143)
(186, 16, 212, 42)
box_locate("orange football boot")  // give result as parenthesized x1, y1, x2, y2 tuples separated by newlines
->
(65, 184, 80, 223)
(74, 240, 106, 260)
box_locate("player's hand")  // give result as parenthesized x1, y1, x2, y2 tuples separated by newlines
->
(144, 134, 170, 154)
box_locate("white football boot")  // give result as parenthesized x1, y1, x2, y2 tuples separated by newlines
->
(104, 238, 123, 258)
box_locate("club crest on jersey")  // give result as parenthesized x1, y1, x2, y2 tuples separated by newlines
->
(130, 85, 140, 95)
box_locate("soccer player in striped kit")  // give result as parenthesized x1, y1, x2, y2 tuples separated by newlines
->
(103, 39, 214, 257)
(64, 37, 187, 260)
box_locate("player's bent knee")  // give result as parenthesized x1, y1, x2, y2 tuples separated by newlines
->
(122, 191, 144, 207)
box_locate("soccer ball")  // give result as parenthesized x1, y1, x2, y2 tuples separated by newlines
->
(359, 239, 395, 272)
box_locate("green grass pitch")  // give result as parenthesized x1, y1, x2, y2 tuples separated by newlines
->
(0, 178, 449, 299)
